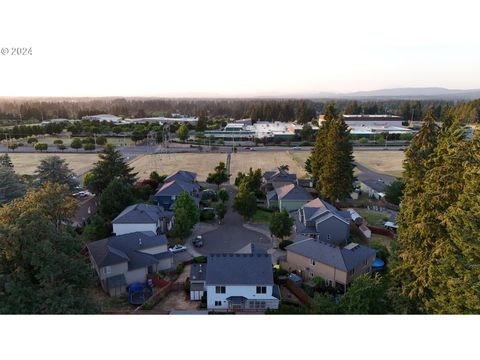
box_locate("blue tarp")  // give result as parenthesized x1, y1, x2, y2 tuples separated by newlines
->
(372, 258, 385, 268)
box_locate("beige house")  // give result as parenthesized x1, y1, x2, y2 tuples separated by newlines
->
(281, 238, 376, 291)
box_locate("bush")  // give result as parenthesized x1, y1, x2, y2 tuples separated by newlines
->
(193, 256, 207, 264)
(96, 136, 107, 145)
(175, 264, 184, 275)
(27, 137, 38, 144)
(279, 240, 293, 250)
(200, 210, 215, 221)
(53, 139, 63, 145)
(34, 143, 48, 152)
(83, 143, 96, 151)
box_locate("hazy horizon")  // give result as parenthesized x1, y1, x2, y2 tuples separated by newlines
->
(1, 0, 480, 97)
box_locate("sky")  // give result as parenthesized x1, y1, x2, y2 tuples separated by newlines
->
(1, 0, 480, 97)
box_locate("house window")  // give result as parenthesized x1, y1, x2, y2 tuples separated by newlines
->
(214, 301, 222, 306)
(310, 258, 315, 266)
(101, 266, 111, 275)
(256, 286, 267, 294)
(327, 234, 331, 241)
(215, 286, 226, 294)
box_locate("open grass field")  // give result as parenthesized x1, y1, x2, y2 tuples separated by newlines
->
(230, 151, 307, 178)
(129, 153, 229, 181)
(9, 153, 99, 176)
(290, 150, 405, 178)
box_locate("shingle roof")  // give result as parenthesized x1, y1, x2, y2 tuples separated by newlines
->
(286, 238, 376, 271)
(165, 170, 197, 183)
(87, 231, 169, 270)
(275, 183, 312, 201)
(190, 263, 207, 282)
(206, 253, 274, 286)
(263, 167, 297, 182)
(112, 203, 165, 224)
(302, 198, 350, 224)
(360, 179, 387, 193)
(155, 179, 198, 197)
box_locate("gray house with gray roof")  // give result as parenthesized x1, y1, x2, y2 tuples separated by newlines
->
(295, 198, 351, 245)
(86, 231, 173, 296)
(112, 203, 173, 235)
(282, 238, 376, 291)
(153, 175, 200, 211)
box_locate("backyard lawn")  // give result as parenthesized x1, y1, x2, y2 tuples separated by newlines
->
(355, 208, 389, 226)
(251, 208, 274, 224)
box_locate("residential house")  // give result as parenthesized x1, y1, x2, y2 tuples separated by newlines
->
(112, 203, 173, 236)
(86, 231, 173, 296)
(153, 170, 200, 210)
(266, 183, 312, 212)
(281, 238, 376, 291)
(262, 167, 297, 192)
(359, 179, 388, 200)
(189, 253, 281, 312)
(295, 198, 351, 245)
(165, 170, 197, 184)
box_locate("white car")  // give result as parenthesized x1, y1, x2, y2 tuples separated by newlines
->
(169, 244, 187, 253)
(292, 146, 301, 150)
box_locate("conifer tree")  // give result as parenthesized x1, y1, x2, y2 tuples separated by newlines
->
(310, 103, 354, 202)
(86, 144, 137, 194)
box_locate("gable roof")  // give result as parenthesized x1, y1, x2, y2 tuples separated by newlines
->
(112, 203, 165, 224)
(263, 167, 297, 182)
(286, 238, 376, 271)
(165, 170, 197, 184)
(87, 231, 170, 270)
(155, 179, 198, 197)
(302, 198, 350, 224)
(360, 178, 387, 193)
(235, 243, 268, 254)
(275, 183, 312, 201)
(206, 253, 274, 286)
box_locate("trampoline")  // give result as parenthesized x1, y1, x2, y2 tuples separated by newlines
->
(128, 283, 153, 305)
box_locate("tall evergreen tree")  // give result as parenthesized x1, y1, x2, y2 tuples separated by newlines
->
(0, 166, 26, 205)
(86, 144, 137, 194)
(34, 155, 79, 191)
(0, 153, 14, 168)
(393, 117, 480, 313)
(310, 103, 354, 202)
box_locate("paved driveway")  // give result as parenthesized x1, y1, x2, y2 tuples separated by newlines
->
(195, 185, 272, 255)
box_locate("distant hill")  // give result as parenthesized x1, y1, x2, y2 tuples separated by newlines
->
(309, 87, 480, 100)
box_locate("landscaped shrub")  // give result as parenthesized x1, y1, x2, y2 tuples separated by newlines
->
(83, 143, 96, 151)
(200, 210, 215, 221)
(175, 264, 184, 275)
(279, 240, 293, 250)
(193, 256, 207, 264)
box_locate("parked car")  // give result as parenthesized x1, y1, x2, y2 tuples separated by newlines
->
(169, 244, 187, 253)
(292, 146, 301, 150)
(193, 235, 204, 248)
(249, 148, 256, 151)
(73, 191, 92, 199)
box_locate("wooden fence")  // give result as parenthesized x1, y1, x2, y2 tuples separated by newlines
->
(285, 279, 311, 307)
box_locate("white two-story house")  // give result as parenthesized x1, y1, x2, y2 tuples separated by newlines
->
(200, 253, 280, 312)
(112, 203, 172, 235)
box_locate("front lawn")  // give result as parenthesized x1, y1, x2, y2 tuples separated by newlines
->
(251, 208, 273, 224)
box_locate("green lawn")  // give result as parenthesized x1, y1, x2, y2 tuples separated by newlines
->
(251, 208, 273, 224)
(370, 234, 393, 252)
(355, 208, 389, 225)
